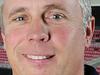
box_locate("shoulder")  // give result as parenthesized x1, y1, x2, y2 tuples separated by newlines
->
(84, 64, 99, 75)
(0, 68, 12, 75)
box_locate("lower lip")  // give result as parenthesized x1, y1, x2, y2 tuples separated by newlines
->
(23, 55, 55, 67)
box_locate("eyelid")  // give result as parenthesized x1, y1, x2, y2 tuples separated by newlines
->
(44, 10, 67, 22)
(10, 14, 29, 22)
(44, 9, 67, 19)
(47, 12, 66, 19)
(43, 9, 68, 25)
(12, 15, 27, 21)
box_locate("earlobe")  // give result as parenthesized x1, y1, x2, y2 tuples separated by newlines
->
(85, 16, 95, 47)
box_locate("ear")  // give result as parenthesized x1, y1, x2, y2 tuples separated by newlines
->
(1, 32, 6, 49)
(85, 16, 95, 47)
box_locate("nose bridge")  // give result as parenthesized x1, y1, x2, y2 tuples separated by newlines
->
(30, 18, 46, 34)
(30, 2, 45, 34)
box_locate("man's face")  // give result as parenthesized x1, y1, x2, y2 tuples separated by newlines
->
(3, 0, 86, 75)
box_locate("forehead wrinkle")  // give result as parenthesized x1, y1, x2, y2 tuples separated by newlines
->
(44, 4, 67, 12)
(8, 7, 29, 18)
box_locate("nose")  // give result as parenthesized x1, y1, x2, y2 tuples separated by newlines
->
(27, 22, 50, 42)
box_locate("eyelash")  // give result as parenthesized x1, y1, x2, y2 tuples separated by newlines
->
(12, 15, 28, 22)
(44, 12, 67, 24)
(51, 13, 65, 19)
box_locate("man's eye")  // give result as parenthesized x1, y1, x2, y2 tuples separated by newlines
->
(12, 15, 29, 23)
(14, 16, 25, 21)
(50, 14, 65, 20)
(44, 12, 67, 25)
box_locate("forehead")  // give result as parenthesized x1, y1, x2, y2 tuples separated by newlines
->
(4, 0, 79, 4)
(4, 0, 80, 10)
(3, 0, 82, 21)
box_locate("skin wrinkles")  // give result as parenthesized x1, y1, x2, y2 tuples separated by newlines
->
(1, 0, 95, 75)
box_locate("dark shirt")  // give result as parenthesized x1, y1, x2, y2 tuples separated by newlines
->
(0, 65, 99, 75)
(0, 68, 12, 75)
(84, 65, 99, 75)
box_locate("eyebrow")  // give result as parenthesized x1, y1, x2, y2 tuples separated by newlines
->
(44, 4, 67, 12)
(8, 7, 28, 18)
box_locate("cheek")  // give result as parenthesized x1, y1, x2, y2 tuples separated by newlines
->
(5, 27, 28, 49)
(51, 27, 71, 48)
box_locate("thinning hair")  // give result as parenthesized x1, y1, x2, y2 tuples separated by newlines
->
(0, 0, 92, 32)
(80, 0, 92, 30)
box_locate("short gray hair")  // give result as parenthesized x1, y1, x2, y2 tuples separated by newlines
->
(0, 0, 92, 31)
(80, 0, 92, 30)
(0, 3, 3, 32)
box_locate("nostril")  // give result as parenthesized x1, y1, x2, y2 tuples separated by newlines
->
(47, 32, 51, 41)
(29, 38, 33, 41)
(41, 38, 45, 41)
(40, 32, 51, 42)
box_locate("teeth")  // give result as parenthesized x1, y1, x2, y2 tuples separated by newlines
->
(27, 55, 47, 60)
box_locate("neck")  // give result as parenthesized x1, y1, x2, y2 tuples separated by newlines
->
(77, 64, 84, 75)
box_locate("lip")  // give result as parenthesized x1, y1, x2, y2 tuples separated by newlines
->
(22, 54, 55, 66)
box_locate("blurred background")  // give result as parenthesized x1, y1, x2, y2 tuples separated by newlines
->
(0, 0, 100, 74)
(84, 0, 100, 74)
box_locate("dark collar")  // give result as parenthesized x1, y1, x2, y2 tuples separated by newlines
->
(84, 64, 99, 75)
